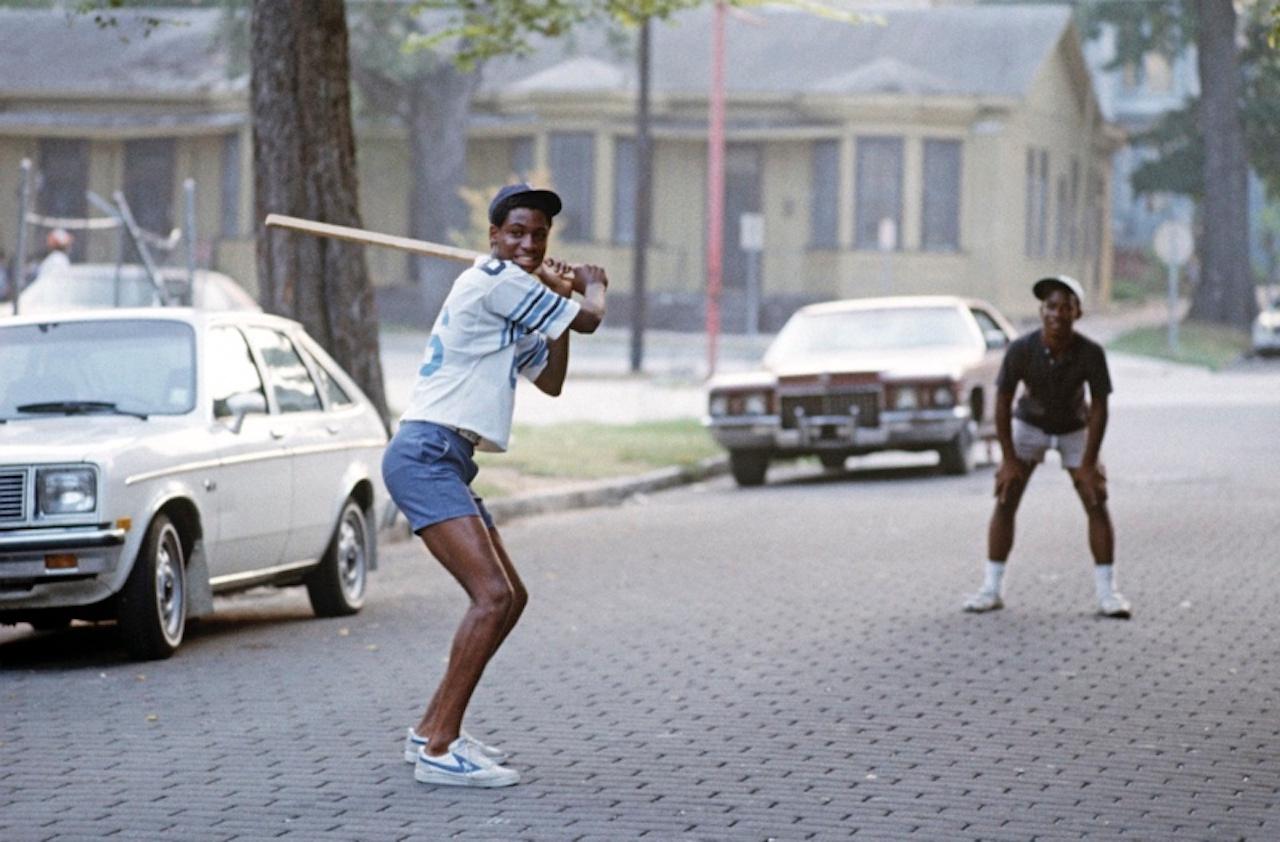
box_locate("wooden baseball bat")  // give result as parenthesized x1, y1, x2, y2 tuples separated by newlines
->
(265, 213, 482, 264)
(264, 213, 578, 284)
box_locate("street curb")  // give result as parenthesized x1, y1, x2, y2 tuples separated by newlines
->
(381, 455, 728, 542)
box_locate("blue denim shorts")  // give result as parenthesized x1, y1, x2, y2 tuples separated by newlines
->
(382, 421, 495, 532)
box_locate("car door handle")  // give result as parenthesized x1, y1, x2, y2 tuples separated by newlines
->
(270, 429, 286, 440)
(326, 424, 342, 435)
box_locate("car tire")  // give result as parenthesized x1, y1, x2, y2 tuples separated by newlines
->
(819, 453, 846, 471)
(306, 499, 369, 617)
(939, 423, 976, 476)
(30, 614, 71, 632)
(118, 513, 186, 661)
(729, 451, 769, 487)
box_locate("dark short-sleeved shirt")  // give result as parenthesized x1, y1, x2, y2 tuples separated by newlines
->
(997, 329, 1112, 435)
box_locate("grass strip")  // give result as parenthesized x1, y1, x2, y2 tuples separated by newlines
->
(472, 418, 720, 499)
(1108, 321, 1250, 370)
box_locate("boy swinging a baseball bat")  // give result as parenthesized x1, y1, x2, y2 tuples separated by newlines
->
(382, 184, 608, 787)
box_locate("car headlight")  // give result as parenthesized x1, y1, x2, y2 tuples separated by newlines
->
(890, 386, 918, 410)
(931, 385, 956, 408)
(36, 467, 97, 515)
(709, 394, 729, 417)
(743, 393, 769, 415)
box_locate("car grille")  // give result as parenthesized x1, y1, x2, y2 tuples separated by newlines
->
(0, 470, 26, 523)
(780, 389, 880, 429)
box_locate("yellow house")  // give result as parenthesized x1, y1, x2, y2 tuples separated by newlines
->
(436, 4, 1119, 325)
(0, 5, 1115, 327)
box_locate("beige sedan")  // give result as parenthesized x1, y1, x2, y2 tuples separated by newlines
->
(705, 296, 1018, 486)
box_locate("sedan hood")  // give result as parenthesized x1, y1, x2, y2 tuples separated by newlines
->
(0, 415, 193, 464)
(769, 347, 979, 382)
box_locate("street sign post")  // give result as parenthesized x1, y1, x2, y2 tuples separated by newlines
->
(1153, 220, 1193, 353)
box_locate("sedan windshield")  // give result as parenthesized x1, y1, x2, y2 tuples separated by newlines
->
(0, 319, 196, 420)
(767, 306, 974, 362)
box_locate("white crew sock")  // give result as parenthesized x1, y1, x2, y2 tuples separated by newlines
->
(982, 560, 1006, 595)
(1094, 565, 1115, 600)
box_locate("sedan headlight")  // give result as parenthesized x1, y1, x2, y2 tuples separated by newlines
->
(743, 393, 769, 415)
(709, 394, 729, 417)
(931, 385, 956, 408)
(890, 386, 918, 410)
(36, 467, 97, 515)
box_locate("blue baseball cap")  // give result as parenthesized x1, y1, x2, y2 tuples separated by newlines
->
(488, 183, 562, 226)
(1033, 275, 1085, 311)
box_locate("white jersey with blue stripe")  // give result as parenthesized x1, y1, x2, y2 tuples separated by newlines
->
(400, 256, 580, 452)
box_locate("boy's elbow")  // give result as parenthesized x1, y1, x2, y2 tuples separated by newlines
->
(575, 312, 603, 334)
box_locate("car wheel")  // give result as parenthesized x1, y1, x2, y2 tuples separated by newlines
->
(30, 614, 71, 632)
(939, 423, 976, 476)
(306, 499, 369, 617)
(729, 451, 769, 487)
(118, 513, 186, 660)
(818, 453, 846, 471)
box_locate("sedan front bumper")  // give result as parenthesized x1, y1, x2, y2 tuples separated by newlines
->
(706, 407, 971, 453)
(0, 526, 127, 591)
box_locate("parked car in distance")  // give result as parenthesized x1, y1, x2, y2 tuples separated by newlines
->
(3, 263, 260, 315)
(0, 308, 388, 659)
(1252, 305, 1280, 357)
(705, 296, 1018, 486)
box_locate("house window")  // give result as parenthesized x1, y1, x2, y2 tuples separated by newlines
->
(855, 136, 903, 250)
(220, 133, 241, 238)
(1068, 157, 1081, 259)
(124, 138, 175, 237)
(810, 140, 839, 249)
(549, 133, 594, 242)
(921, 139, 962, 252)
(38, 138, 89, 260)
(511, 136, 534, 180)
(1055, 173, 1069, 259)
(1024, 147, 1049, 258)
(613, 136, 636, 245)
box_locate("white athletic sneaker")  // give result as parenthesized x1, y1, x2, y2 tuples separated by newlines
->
(403, 727, 507, 764)
(1097, 591, 1132, 619)
(414, 737, 520, 788)
(962, 588, 1004, 613)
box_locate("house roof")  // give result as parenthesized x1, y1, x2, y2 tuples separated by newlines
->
(0, 9, 242, 99)
(485, 4, 1076, 101)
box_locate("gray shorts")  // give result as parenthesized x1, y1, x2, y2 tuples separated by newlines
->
(1012, 418, 1086, 469)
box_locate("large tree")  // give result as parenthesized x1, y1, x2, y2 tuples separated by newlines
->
(1084, 0, 1257, 329)
(250, 1, 389, 422)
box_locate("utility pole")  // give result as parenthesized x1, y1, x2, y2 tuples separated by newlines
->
(705, 0, 726, 377)
(629, 16, 653, 374)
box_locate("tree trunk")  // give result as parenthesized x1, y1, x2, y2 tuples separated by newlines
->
(407, 60, 482, 322)
(251, 0, 389, 423)
(1190, 0, 1256, 329)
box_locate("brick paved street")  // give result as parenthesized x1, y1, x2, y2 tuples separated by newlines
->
(3, 369, 1279, 840)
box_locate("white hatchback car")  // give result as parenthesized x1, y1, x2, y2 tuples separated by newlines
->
(0, 308, 388, 659)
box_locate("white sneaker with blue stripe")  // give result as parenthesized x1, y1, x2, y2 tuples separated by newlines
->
(403, 727, 507, 764)
(414, 736, 520, 788)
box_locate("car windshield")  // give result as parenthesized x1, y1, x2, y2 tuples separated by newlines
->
(17, 265, 163, 311)
(767, 306, 973, 362)
(0, 319, 196, 420)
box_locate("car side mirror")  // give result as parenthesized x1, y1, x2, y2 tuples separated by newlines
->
(984, 330, 1009, 350)
(222, 391, 267, 434)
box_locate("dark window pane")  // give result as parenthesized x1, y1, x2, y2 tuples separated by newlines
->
(613, 137, 637, 245)
(810, 140, 839, 249)
(855, 137, 903, 250)
(921, 140, 962, 252)
(511, 136, 534, 180)
(220, 133, 241, 238)
(38, 138, 89, 260)
(124, 138, 175, 261)
(549, 133, 595, 242)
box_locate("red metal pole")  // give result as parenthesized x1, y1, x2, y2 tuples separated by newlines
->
(706, 0, 726, 377)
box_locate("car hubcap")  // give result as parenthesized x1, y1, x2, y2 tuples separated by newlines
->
(154, 525, 184, 642)
(336, 510, 366, 601)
